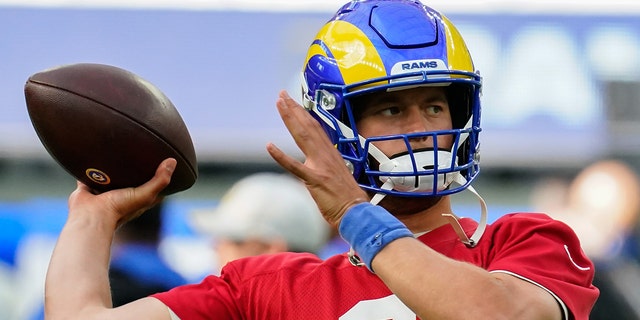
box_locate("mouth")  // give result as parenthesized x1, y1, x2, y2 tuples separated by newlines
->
(389, 147, 437, 160)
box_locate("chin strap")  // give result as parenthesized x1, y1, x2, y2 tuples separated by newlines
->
(370, 172, 488, 247)
(441, 173, 488, 247)
(347, 172, 488, 267)
(370, 180, 394, 205)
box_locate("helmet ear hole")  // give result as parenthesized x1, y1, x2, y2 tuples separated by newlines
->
(444, 83, 477, 178)
(445, 83, 472, 130)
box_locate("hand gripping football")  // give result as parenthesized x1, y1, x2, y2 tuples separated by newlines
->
(24, 63, 198, 195)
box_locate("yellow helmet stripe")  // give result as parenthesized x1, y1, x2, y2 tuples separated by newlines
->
(440, 15, 474, 72)
(306, 20, 386, 85)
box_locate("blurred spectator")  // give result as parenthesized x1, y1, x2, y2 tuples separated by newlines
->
(13, 202, 189, 318)
(529, 176, 571, 217)
(0, 261, 16, 319)
(109, 202, 188, 307)
(0, 215, 22, 319)
(532, 160, 640, 319)
(189, 172, 330, 273)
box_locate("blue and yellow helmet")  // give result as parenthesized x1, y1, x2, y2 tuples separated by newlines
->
(301, 0, 482, 199)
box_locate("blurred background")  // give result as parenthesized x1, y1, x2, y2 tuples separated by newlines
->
(1, 0, 640, 319)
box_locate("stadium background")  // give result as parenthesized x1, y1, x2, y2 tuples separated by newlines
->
(0, 1, 639, 318)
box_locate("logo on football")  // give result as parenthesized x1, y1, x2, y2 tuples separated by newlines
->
(86, 168, 111, 185)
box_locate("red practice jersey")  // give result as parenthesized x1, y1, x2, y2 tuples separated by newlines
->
(153, 213, 598, 319)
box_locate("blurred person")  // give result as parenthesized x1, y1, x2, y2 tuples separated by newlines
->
(12, 233, 58, 320)
(0, 215, 22, 320)
(16, 202, 188, 320)
(564, 160, 640, 259)
(544, 160, 640, 319)
(109, 201, 188, 307)
(529, 176, 571, 217)
(0, 261, 16, 319)
(44, 1, 597, 319)
(189, 172, 330, 272)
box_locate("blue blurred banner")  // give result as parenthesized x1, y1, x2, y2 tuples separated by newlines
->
(1, 7, 639, 166)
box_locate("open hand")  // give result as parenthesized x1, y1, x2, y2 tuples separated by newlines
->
(67, 158, 176, 227)
(267, 91, 369, 227)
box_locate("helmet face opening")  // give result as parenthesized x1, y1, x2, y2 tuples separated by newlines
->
(302, 0, 482, 198)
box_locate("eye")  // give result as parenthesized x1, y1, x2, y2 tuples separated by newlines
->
(427, 105, 442, 114)
(425, 103, 448, 116)
(379, 106, 401, 116)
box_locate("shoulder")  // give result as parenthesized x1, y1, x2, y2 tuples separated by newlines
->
(488, 212, 576, 238)
(492, 212, 562, 225)
(482, 212, 585, 259)
(482, 212, 590, 271)
(227, 252, 323, 270)
(481, 212, 598, 319)
(223, 251, 351, 280)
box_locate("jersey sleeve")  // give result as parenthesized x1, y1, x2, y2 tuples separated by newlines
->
(487, 213, 599, 320)
(151, 268, 243, 319)
(151, 252, 325, 319)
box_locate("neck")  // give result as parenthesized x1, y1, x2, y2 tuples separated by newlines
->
(379, 195, 454, 233)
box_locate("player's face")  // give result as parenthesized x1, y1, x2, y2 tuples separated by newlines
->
(354, 86, 453, 158)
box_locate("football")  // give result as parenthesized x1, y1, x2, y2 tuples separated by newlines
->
(24, 63, 198, 195)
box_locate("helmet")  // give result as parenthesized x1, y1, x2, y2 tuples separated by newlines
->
(301, 0, 482, 200)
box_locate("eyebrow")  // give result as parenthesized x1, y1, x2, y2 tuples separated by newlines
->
(422, 94, 448, 104)
(371, 92, 448, 106)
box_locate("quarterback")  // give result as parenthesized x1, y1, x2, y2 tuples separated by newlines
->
(45, 1, 598, 319)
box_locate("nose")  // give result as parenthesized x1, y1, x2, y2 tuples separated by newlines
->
(404, 107, 434, 147)
(404, 107, 429, 132)
(407, 105, 445, 135)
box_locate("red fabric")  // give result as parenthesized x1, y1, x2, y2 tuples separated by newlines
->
(153, 213, 598, 319)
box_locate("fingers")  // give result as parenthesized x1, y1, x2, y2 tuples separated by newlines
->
(276, 91, 334, 154)
(75, 180, 90, 192)
(140, 158, 176, 196)
(270, 91, 372, 225)
(72, 158, 175, 198)
(266, 142, 308, 180)
(142, 157, 176, 205)
(135, 158, 176, 204)
(66, 158, 177, 229)
(111, 158, 176, 225)
(277, 90, 322, 136)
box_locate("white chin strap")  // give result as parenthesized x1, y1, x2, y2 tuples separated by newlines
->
(347, 173, 488, 267)
(365, 133, 487, 246)
(441, 174, 488, 247)
(369, 170, 488, 247)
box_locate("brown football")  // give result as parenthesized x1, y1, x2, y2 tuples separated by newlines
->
(24, 63, 198, 195)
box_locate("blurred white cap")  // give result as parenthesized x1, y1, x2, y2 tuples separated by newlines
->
(190, 173, 330, 253)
